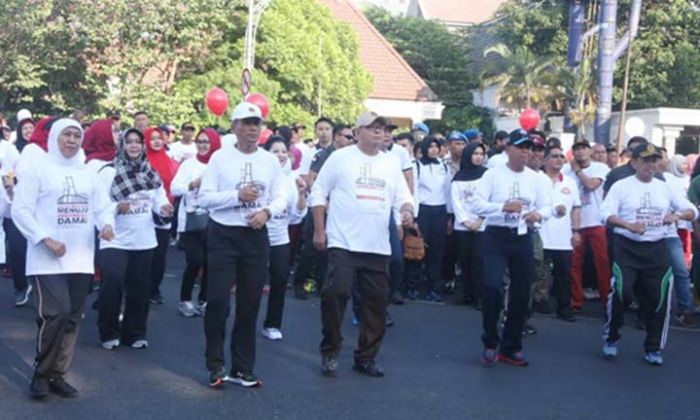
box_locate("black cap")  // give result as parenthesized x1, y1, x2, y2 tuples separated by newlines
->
(494, 130, 509, 141)
(181, 122, 195, 131)
(529, 130, 546, 149)
(627, 136, 648, 149)
(546, 137, 561, 148)
(508, 129, 532, 147)
(572, 138, 591, 148)
(386, 119, 398, 131)
(107, 110, 121, 120)
(632, 143, 662, 159)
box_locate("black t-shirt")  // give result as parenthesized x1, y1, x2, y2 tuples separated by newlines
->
(603, 162, 665, 195)
(309, 145, 335, 174)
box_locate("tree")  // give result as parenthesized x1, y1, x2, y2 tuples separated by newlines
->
(365, 6, 494, 134)
(481, 44, 556, 111)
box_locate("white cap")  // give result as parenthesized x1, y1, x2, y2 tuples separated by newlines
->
(17, 109, 32, 122)
(230, 102, 263, 122)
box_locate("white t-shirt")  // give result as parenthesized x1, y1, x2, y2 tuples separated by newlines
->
(665, 172, 693, 232)
(601, 176, 697, 242)
(12, 161, 114, 275)
(539, 172, 581, 250)
(171, 157, 208, 233)
(267, 173, 307, 247)
(199, 145, 287, 227)
(486, 152, 507, 168)
(563, 162, 609, 228)
(451, 178, 486, 232)
(416, 160, 449, 206)
(96, 166, 170, 250)
(390, 145, 413, 172)
(309, 145, 413, 256)
(168, 141, 197, 163)
(471, 164, 552, 233)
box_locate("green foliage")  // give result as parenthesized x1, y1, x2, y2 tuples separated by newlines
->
(0, 0, 372, 129)
(365, 6, 494, 133)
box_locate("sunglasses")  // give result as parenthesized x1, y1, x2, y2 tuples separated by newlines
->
(342, 134, 355, 141)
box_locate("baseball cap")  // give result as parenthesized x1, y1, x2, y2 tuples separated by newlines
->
(632, 143, 662, 159)
(546, 137, 561, 148)
(412, 122, 429, 134)
(181, 122, 196, 131)
(447, 130, 467, 142)
(231, 102, 263, 122)
(529, 130, 546, 149)
(463, 129, 482, 140)
(627, 136, 648, 148)
(386, 119, 398, 131)
(356, 111, 388, 128)
(107, 110, 121, 120)
(494, 130, 509, 141)
(572, 138, 591, 148)
(508, 129, 532, 147)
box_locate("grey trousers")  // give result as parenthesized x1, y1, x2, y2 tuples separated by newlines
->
(31, 274, 92, 378)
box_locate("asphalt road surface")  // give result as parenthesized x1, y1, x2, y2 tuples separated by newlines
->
(1, 249, 699, 420)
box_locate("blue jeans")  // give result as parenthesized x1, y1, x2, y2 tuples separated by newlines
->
(664, 236, 693, 313)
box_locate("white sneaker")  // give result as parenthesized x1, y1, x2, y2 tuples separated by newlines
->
(583, 288, 596, 300)
(102, 339, 120, 350)
(178, 301, 198, 317)
(261, 328, 283, 341)
(131, 339, 148, 349)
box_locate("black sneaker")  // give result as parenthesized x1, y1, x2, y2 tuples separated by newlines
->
(48, 377, 78, 398)
(321, 355, 339, 375)
(533, 300, 553, 315)
(208, 367, 227, 388)
(390, 291, 404, 305)
(14, 284, 32, 307)
(556, 309, 576, 323)
(522, 322, 538, 335)
(228, 371, 262, 388)
(352, 361, 385, 377)
(29, 373, 49, 399)
(149, 293, 164, 305)
(293, 284, 308, 301)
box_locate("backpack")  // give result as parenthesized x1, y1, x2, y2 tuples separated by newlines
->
(403, 224, 426, 261)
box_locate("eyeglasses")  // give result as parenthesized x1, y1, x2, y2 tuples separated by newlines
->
(342, 134, 354, 141)
(195, 140, 210, 145)
(548, 154, 566, 159)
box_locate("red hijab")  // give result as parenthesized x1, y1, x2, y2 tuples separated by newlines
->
(83, 119, 117, 163)
(195, 128, 222, 164)
(144, 127, 179, 202)
(29, 116, 56, 152)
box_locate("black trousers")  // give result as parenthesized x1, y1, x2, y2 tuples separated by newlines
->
(97, 248, 154, 344)
(604, 235, 672, 352)
(481, 227, 535, 355)
(544, 249, 573, 313)
(4, 218, 28, 292)
(293, 214, 328, 290)
(455, 230, 483, 302)
(264, 244, 291, 329)
(320, 248, 390, 363)
(31, 274, 91, 378)
(442, 214, 458, 282)
(150, 227, 170, 298)
(204, 221, 268, 374)
(180, 231, 208, 303)
(416, 204, 447, 293)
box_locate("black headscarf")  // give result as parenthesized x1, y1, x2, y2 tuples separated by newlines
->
(419, 136, 441, 165)
(15, 118, 35, 152)
(453, 142, 487, 182)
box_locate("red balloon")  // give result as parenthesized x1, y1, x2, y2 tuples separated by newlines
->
(519, 108, 540, 131)
(245, 92, 271, 119)
(258, 128, 273, 145)
(206, 87, 229, 117)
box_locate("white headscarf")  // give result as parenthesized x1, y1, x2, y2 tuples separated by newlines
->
(47, 118, 84, 168)
(669, 155, 688, 178)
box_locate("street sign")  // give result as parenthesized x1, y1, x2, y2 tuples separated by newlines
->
(241, 68, 252, 96)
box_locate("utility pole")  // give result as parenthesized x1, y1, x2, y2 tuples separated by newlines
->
(243, 0, 272, 87)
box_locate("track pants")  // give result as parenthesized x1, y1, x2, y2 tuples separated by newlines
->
(604, 235, 672, 352)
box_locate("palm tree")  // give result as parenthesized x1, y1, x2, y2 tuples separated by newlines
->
(550, 57, 598, 136)
(481, 43, 556, 111)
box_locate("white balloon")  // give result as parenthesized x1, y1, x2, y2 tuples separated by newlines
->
(625, 117, 646, 137)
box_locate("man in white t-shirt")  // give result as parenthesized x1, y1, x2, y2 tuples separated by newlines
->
(539, 145, 581, 322)
(168, 122, 197, 163)
(564, 138, 611, 311)
(310, 111, 413, 378)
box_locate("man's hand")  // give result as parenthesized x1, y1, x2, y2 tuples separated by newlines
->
(160, 203, 175, 218)
(523, 211, 541, 224)
(313, 229, 327, 251)
(570, 159, 580, 173)
(446, 218, 454, 235)
(295, 177, 307, 193)
(238, 184, 260, 203)
(247, 210, 269, 230)
(626, 222, 645, 235)
(43, 238, 66, 257)
(117, 201, 131, 215)
(571, 231, 582, 248)
(555, 205, 566, 218)
(503, 200, 523, 213)
(400, 209, 414, 227)
(189, 177, 202, 191)
(467, 219, 484, 232)
(99, 225, 115, 241)
(663, 213, 680, 225)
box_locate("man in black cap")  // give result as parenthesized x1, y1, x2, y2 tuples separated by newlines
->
(471, 129, 551, 366)
(169, 122, 197, 163)
(600, 143, 696, 366)
(603, 136, 648, 195)
(486, 130, 510, 168)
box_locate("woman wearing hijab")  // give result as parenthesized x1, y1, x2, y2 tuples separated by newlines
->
(261, 136, 307, 340)
(170, 128, 221, 317)
(144, 127, 179, 305)
(451, 143, 487, 307)
(14, 118, 35, 152)
(97, 128, 174, 350)
(407, 136, 450, 302)
(84, 119, 119, 171)
(11, 119, 115, 399)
